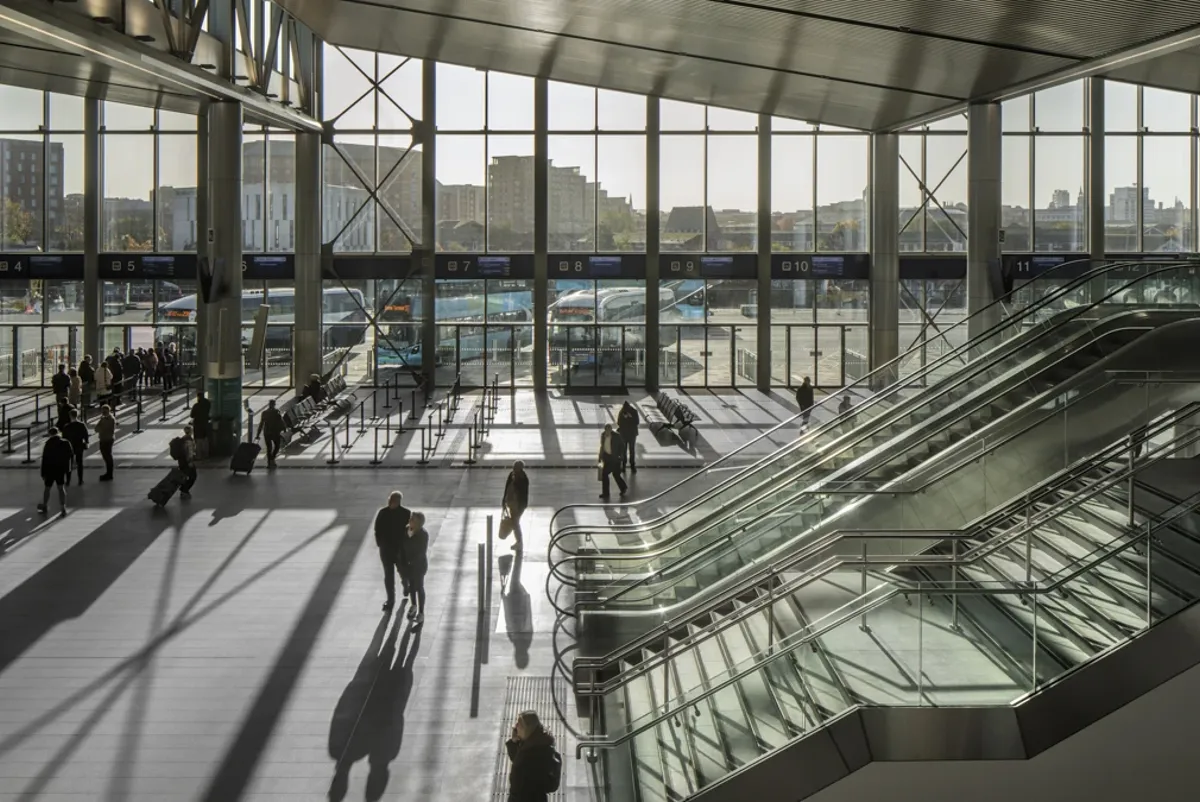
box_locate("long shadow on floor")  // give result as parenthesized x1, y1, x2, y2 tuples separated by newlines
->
(327, 616, 421, 802)
(499, 551, 533, 669)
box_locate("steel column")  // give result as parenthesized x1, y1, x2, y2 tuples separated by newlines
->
(195, 106, 210, 373)
(966, 102, 1002, 345)
(293, 131, 322, 385)
(82, 98, 100, 366)
(645, 97, 661, 390)
(1088, 76, 1107, 302)
(534, 77, 549, 390)
(420, 60, 437, 391)
(869, 132, 900, 381)
(756, 114, 772, 390)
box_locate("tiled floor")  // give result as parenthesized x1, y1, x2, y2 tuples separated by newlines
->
(0, 386, 818, 471)
(0, 460, 710, 801)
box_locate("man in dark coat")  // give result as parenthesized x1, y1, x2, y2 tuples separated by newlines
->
(616, 401, 640, 473)
(795, 375, 815, 428)
(374, 491, 412, 612)
(597, 423, 628, 500)
(399, 511, 430, 626)
(61, 408, 90, 485)
(50, 364, 70, 403)
(505, 710, 559, 802)
(38, 428, 74, 516)
(502, 460, 529, 550)
(258, 399, 285, 468)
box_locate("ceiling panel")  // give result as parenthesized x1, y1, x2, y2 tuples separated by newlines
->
(1104, 47, 1200, 95)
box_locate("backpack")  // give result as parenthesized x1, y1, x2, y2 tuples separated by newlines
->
(545, 748, 562, 793)
(169, 436, 187, 461)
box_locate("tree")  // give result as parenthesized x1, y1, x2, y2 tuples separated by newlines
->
(2, 200, 33, 247)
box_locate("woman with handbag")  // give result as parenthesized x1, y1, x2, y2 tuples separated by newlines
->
(501, 460, 529, 551)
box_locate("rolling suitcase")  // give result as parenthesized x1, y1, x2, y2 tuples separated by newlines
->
(148, 468, 186, 506)
(231, 442, 261, 474)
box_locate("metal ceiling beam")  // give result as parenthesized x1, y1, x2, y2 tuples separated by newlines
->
(0, 0, 320, 131)
(884, 22, 1200, 131)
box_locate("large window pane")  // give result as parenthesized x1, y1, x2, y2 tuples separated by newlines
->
(102, 135, 154, 251)
(378, 58, 422, 129)
(816, 135, 868, 251)
(488, 136, 534, 251)
(898, 135, 924, 252)
(1002, 96, 1031, 133)
(597, 136, 645, 252)
(1033, 81, 1084, 131)
(926, 134, 967, 252)
(242, 132, 266, 252)
(661, 100, 705, 131)
(49, 94, 83, 130)
(436, 63, 485, 130)
(598, 90, 645, 130)
(548, 136, 595, 251)
(268, 133, 296, 252)
(1144, 136, 1191, 252)
(660, 135, 705, 251)
(1034, 136, 1086, 252)
(1, 87, 43, 130)
(378, 134, 419, 252)
(1002, 136, 1031, 251)
(322, 45, 374, 128)
(707, 107, 757, 131)
(103, 100, 154, 131)
(1143, 87, 1191, 132)
(707, 135, 756, 252)
(549, 82, 595, 131)
(487, 72, 534, 130)
(158, 134, 197, 251)
(1, 134, 44, 251)
(324, 141, 373, 252)
(1104, 136, 1139, 252)
(1106, 81, 1138, 132)
(436, 136, 485, 251)
(772, 135, 814, 251)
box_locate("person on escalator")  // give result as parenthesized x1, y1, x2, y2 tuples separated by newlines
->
(838, 392, 855, 434)
(795, 376, 815, 428)
(1132, 422, 1150, 460)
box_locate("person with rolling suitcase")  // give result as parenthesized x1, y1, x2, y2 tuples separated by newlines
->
(170, 426, 198, 498)
(258, 399, 285, 468)
(230, 439, 262, 474)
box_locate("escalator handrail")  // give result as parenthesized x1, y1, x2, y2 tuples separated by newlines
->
(573, 488, 1200, 759)
(570, 403, 1200, 685)
(547, 258, 1194, 556)
(546, 256, 1123, 545)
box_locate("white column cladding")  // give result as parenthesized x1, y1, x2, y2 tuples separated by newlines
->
(869, 132, 900, 381)
(201, 100, 244, 456)
(756, 115, 772, 390)
(967, 102, 1003, 345)
(82, 98, 101, 366)
(1088, 76, 1107, 302)
(293, 132, 322, 385)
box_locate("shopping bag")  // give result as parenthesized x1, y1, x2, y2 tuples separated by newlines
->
(596, 464, 604, 482)
(498, 512, 514, 540)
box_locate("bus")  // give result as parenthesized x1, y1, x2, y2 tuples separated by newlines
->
(154, 286, 368, 348)
(548, 286, 681, 355)
(378, 291, 535, 368)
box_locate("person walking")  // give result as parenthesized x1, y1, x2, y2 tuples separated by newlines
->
(169, 425, 198, 498)
(795, 376, 815, 428)
(502, 460, 529, 550)
(838, 393, 855, 434)
(258, 399, 285, 468)
(67, 367, 82, 410)
(78, 355, 95, 409)
(107, 349, 124, 406)
(190, 389, 211, 460)
(51, 364, 70, 404)
(616, 401, 640, 474)
(597, 423, 628, 500)
(401, 511, 430, 627)
(142, 347, 158, 388)
(96, 404, 117, 481)
(38, 428, 74, 516)
(162, 343, 177, 393)
(62, 408, 90, 485)
(505, 710, 561, 802)
(374, 491, 412, 612)
(96, 360, 113, 407)
(123, 349, 142, 397)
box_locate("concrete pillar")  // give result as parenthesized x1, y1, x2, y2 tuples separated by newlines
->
(756, 115, 772, 390)
(293, 131, 322, 385)
(201, 100, 244, 457)
(1088, 76, 1107, 302)
(195, 109, 209, 375)
(645, 97, 661, 390)
(533, 77, 549, 391)
(82, 98, 100, 366)
(967, 102, 1003, 344)
(870, 132, 900, 381)
(419, 60, 437, 390)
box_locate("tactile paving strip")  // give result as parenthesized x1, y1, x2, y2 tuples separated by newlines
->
(491, 675, 569, 801)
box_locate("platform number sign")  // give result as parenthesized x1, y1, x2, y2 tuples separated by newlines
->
(109, 259, 139, 273)
(557, 259, 584, 273)
(0, 258, 24, 274)
(445, 259, 470, 273)
(778, 259, 811, 274)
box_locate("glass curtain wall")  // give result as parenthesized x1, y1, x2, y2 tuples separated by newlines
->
(321, 46, 424, 387)
(767, 119, 870, 388)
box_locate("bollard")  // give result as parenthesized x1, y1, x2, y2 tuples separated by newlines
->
(4, 425, 12, 455)
(417, 425, 430, 465)
(382, 411, 393, 449)
(34, 401, 40, 424)
(410, 390, 417, 421)
(22, 428, 34, 464)
(396, 399, 404, 434)
(134, 400, 143, 434)
(369, 427, 383, 466)
(435, 402, 445, 438)
(477, 542, 486, 613)
(464, 411, 478, 465)
(372, 386, 379, 419)
(485, 514, 494, 591)
(384, 378, 393, 410)
(326, 427, 340, 465)
(343, 415, 351, 450)
(160, 392, 168, 422)
(358, 401, 367, 434)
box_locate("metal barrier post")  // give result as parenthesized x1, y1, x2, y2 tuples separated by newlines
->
(392, 373, 401, 402)
(435, 402, 445, 438)
(477, 542, 486, 613)
(23, 428, 34, 464)
(417, 425, 430, 465)
(384, 378, 393, 410)
(410, 390, 417, 421)
(358, 401, 367, 433)
(382, 412, 392, 449)
(343, 415, 351, 450)
(859, 542, 870, 632)
(369, 427, 382, 466)
(34, 400, 40, 424)
(372, 387, 379, 419)
(485, 514, 494, 591)
(326, 427, 340, 465)
(464, 417, 477, 465)
(492, 375, 499, 413)
(4, 425, 12, 455)
(950, 540, 960, 630)
(397, 399, 404, 434)
(134, 400, 143, 434)
(160, 392, 168, 422)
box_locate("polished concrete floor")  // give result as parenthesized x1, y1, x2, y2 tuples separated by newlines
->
(0, 462, 710, 801)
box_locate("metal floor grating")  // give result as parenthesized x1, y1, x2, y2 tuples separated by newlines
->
(491, 676, 570, 801)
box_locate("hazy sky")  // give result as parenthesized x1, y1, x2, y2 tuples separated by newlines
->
(1, 51, 1196, 216)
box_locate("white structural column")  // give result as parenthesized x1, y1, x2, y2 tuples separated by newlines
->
(756, 114, 772, 390)
(82, 98, 101, 365)
(645, 97, 661, 390)
(533, 77, 550, 390)
(1088, 76, 1108, 301)
(293, 131, 323, 384)
(869, 132, 900, 379)
(201, 100, 244, 456)
(419, 60, 437, 389)
(967, 102, 1003, 343)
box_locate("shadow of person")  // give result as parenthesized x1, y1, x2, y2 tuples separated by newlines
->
(328, 613, 422, 801)
(501, 548, 533, 669)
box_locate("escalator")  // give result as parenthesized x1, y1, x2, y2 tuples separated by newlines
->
(551, 263, 1200, 620)
(576, 413, 1200, 802)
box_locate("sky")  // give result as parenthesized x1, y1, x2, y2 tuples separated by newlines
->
(0, 49, 1196, 217)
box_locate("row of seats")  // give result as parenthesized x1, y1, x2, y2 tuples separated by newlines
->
(638, 391, 699, 436)
(279, 374, 354, 444)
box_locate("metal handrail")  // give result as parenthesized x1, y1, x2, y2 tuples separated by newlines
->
(570, 404, 1200, 689)
(573, 488, 1200, 759)
(546, 257, 1127, 548)
(548, 264, 1200, 587)
(547, 259, 1197, 560)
